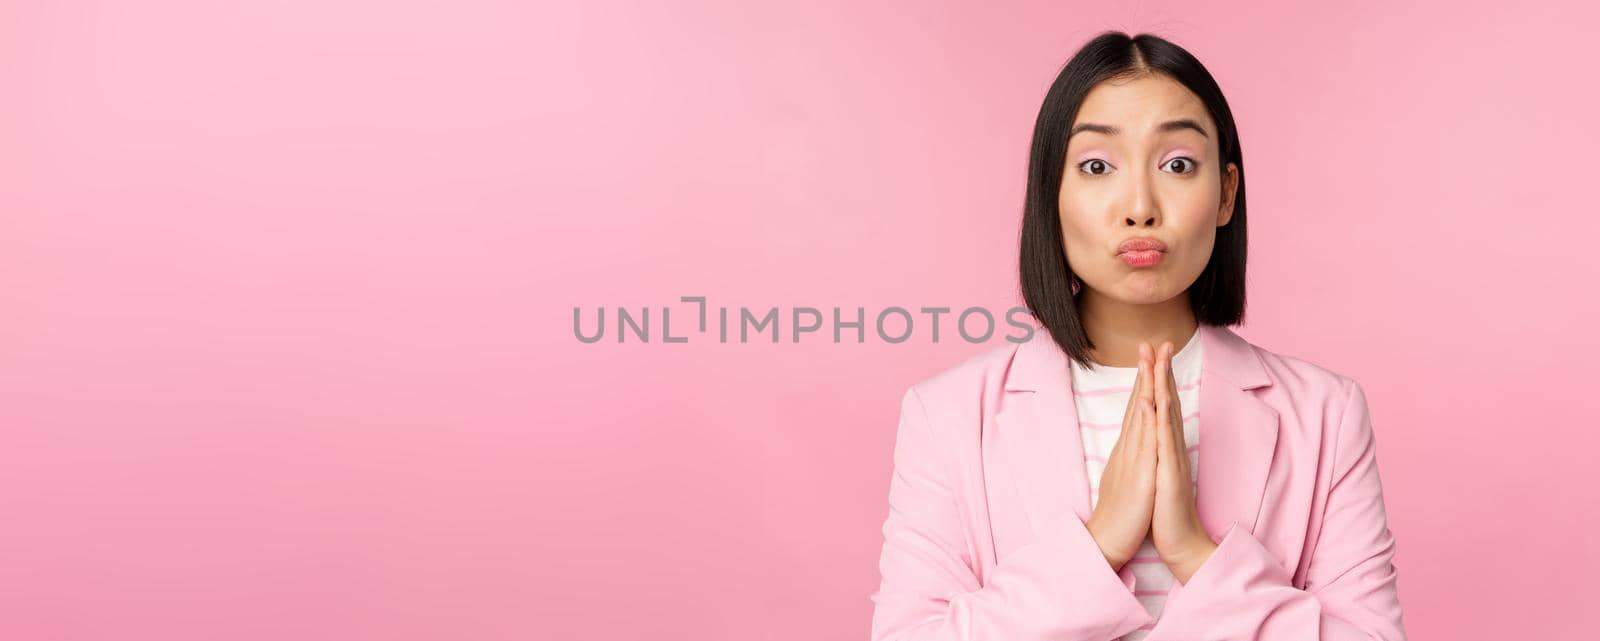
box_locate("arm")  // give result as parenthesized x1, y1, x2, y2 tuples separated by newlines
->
(1147, 379, 1408, 640)
(869, 386, 1155, 641)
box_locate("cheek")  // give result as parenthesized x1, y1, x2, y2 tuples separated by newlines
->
(1176, 175, 1223, 212)
(1055, 207, 1096, 255)
(1056, 186, 1105, 240)
(1168, 181, 1224, 233)
(1055, 212, 1107, 279)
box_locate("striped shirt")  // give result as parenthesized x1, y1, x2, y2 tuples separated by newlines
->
(1069, 329, 1202, 640)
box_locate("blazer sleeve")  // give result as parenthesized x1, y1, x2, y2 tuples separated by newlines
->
(869, 386, 1157, 641)
(1146, 379, 1408, 641)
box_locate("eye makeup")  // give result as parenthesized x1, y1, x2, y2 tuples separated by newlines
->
(1162, 148, 1199, 162)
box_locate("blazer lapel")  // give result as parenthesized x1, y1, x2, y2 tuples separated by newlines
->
(1195, 324, 1279, 539)
(995, 336, 1091, 536)
(997, 323, 1279, 545)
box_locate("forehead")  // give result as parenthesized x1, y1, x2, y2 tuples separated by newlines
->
(1071, 74, 1213, 141)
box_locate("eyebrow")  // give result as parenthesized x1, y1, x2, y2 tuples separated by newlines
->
(1068, 118, 1210, 141)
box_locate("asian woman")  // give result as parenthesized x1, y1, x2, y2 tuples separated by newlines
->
(868, 31, 1407, 641)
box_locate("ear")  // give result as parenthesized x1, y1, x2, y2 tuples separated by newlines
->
(1217, 162, 1239, 227)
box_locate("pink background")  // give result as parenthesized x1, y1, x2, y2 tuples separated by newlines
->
(3, 1, 1596, 639)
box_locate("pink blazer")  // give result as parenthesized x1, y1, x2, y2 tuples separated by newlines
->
(869, 323, 1407, 641)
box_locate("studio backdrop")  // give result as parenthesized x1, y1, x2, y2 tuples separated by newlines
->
(2, 1, 1596, 640)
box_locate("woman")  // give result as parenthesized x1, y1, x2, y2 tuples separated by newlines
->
(868, 32, 1407, 641)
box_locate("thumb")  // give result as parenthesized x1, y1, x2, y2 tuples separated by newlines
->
(1152, 395, 1172, 463)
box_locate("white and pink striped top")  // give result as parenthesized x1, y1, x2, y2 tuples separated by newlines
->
(1069, 329, 1202, 641)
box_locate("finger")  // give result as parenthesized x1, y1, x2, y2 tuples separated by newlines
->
(1175, 359, 1193, 476)
(1136, 342, 1150, 396)
(1126, 400, 1142, 458)
(1122, 347, 1146, 422)
(1139, 342, 1155, 407)
(1161, 342, 1182, 443)
(1139, 396, 1157, 460)
(1153, 342, 1169, 419)
(1161, 341, 1174, 398)
(1154, 351, 1174, 462)
(1171, 380, 1185, 438)
(1139, 344, 1158, 457)
(1153, 384, 1170, 461)
(1114, 355, 1147, 457)
(1137, 346, 1154, 454)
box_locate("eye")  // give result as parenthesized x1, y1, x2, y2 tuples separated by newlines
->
(1163, 157, 1199, 174)
(1078, 159, 1113, 176)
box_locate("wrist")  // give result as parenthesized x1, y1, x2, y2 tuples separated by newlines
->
(1166, 538, 1217, 584)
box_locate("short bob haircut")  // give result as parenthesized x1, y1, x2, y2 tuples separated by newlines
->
(1019, 31, 1247, 371)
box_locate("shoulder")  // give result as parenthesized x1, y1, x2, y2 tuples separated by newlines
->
(1250, 340, 1359, 397)
(895, 340, 1026, 436)
(902, 339, 1023, 404)
(1238, 336, 1373, 439)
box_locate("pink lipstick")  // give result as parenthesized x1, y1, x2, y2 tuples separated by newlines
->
(1116, 237, 1167, 268)
(1118, 250, 1164, 267)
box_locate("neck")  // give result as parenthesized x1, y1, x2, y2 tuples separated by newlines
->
(1077, 289, 1198, 368)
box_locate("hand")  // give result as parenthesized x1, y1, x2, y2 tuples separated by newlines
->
(1085, 342, 1159, 572)
(1149, 340, 1218, 583)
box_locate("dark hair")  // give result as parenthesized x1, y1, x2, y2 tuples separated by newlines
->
(1018, 31, 1247, 370)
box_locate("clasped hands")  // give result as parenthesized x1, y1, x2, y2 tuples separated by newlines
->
(1084, 340, 1218, 584)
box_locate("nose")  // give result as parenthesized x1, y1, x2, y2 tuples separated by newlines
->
(1123, 170, 1160, 227)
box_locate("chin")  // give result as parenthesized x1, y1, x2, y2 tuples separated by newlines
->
(1111, 280, 1181, 304)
